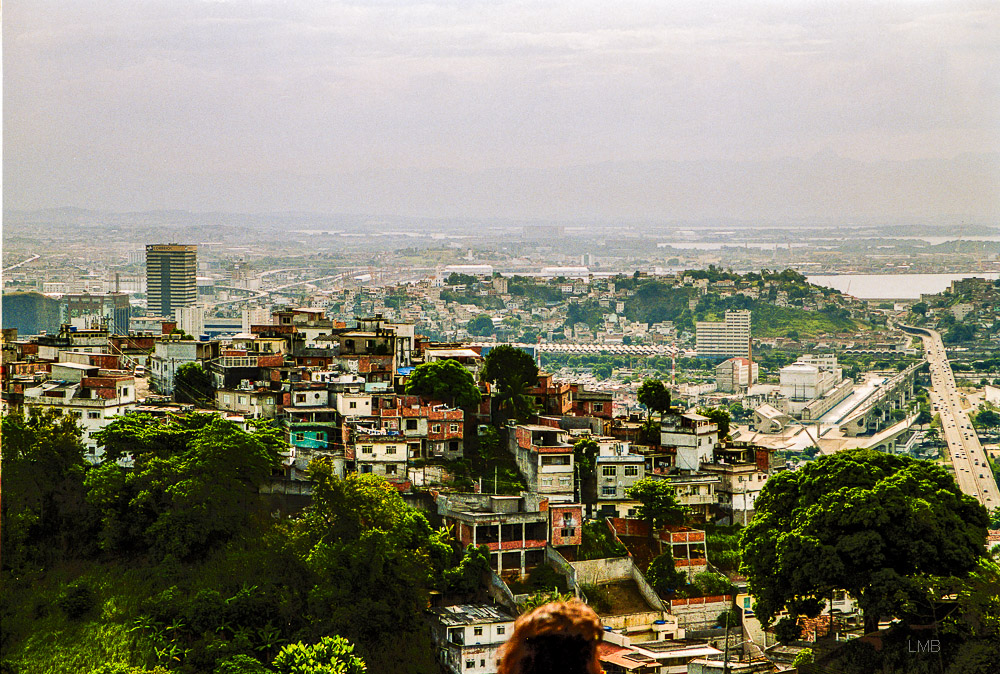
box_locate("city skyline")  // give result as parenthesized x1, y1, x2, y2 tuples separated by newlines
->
(4, 1, 999, 223)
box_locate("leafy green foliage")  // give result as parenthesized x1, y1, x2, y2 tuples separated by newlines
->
(404, 359, 481, 408)
(580, 584, 612, 614)
(1, 409, 91, 572)
(626, 478, 685, 530)
(442, 546, 490, 597)
(716, 610, 739, 628)
(573, 438, 598, 505)
(646, 552, 687, 595)
(272, 636, 366, 674)
(791, 647, 814, 667)
(519, 589, 575, 613)
(482, 345, 539, 424)
(697, 406, 730, 439)
(466, 314, 495, 336)
(87, 415, 282, 560)
(173, 362, 214, 405)
(773, 616, 802, 644)
(56, 581, 97, 620)
(578, 520, 627, 561)
(740, 449, 989, 632)
(692, 572, 734, 597)
(637, 379, 671, 419)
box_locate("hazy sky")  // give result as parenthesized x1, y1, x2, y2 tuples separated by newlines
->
(5, 1, 999, 223)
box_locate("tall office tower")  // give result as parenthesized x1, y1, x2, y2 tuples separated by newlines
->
(146, 244, 197, 317)
(696, 309, 752, 359)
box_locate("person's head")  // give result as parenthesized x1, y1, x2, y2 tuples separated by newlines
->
(496, 599, 603, 674)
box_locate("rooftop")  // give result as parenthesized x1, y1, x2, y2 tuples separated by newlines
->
(428, 604, 515, 626)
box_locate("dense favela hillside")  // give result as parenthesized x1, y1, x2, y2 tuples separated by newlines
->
(3, 270, 1000, 674)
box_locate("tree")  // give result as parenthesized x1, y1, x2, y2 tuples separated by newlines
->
(272, 635, 366, 674)
(693, 571, 734, 597)
(466, 314, 495, 337)
(442, 545, 491, 597)
(646, 551, 688, 595)
(637, 379, 671, 421)
(626, 478, 685, 531)
(698, 406, 731, 439)
(295, 466, 440, 643)
(578, 520, 627, 561)
(87, 414, 282, 559)
(773, 616, 802, 644)
(405, 359, 481, 408)
(173, 362, 214, 405)
(741, 449, 989, 633)
(482, 345, 539, 424)
(911, 302, 929, 316)
(1, 410, 90, 571)
(592, 363, 612, 380)
(973, 409, 999, 432)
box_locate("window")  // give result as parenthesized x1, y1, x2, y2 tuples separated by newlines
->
(385, 464, 397, 475)
(480, 660, 485, 668)
(594, 403, 603, 411)
(602, 486, 617, 497)
(542, 478, 553, 486)
(317, 432, 326, 441)
(473, 626, 483, 636)
(296, 394, 307, 403)
(466, 661, 474, 670)
(88, 411, 101, 419)
(497, 626, 505, 635)
(349, 401, 357, 409)
(450, 424, 459, 432)
(238, 396, 248, 405)
(449, 441, 459, 452)
(559, 477, 571, 486)
(360, 464, 372, 473)
(602, 466, 616, 477)
(386, 445, 397, 454)
(432, 424, 442, 433)
(624, 465, 639, 476)
(295, 433, 304, 441)
(406, 419, 418, 430)
(361, 445, 373, 453)
(561, 528, 576, 538)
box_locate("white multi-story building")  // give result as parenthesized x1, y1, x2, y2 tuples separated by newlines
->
(696, 310, 751, 359)
(23, 362, 137, 461)
(354, 433, 408, 480)
(661, 412, 719, 472)
(779, 360, 840, 402)
(429, 605, 516, 674)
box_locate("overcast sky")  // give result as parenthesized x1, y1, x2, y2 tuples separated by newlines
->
(4, 1, 999, 223)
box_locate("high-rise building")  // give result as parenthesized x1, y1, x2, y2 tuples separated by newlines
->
(696, 309, 751, 359)
(145, 244, 197, 317)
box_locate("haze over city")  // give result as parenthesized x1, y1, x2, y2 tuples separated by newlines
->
(5, 0, 999, 223)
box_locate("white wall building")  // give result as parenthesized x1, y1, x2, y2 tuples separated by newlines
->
(429, 605, 516, 674)
(696, 310, 751, 359)
(24, 362, 137, 461)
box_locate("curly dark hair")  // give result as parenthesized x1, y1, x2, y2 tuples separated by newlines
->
(496, 600, 603, 674)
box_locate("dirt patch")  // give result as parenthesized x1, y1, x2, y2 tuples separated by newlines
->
(591, 580, 655, 616)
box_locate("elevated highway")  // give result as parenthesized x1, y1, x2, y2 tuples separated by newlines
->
(837, 361, 924, 437)
(900, 324, 999, 509)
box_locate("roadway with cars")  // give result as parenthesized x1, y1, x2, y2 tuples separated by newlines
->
(914, 326, 999, 510)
